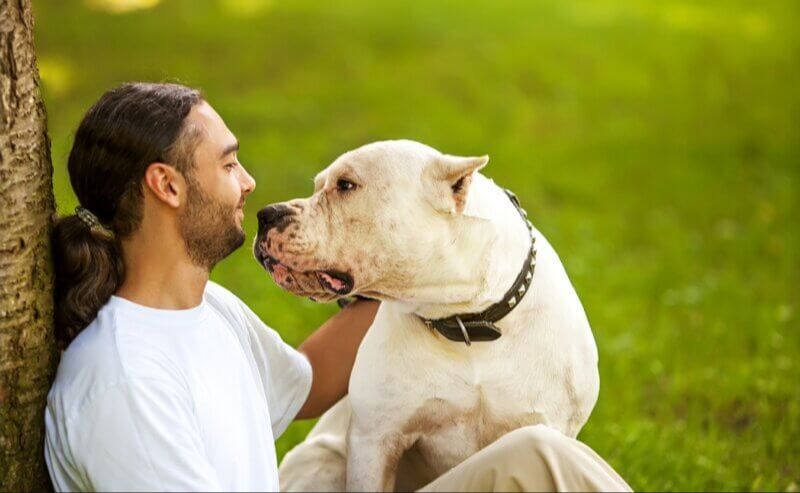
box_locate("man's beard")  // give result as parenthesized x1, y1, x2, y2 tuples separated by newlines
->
(179, 177, 245, 270)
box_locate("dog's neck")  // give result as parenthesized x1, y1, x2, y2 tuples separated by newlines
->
(392, 174, 533, 321)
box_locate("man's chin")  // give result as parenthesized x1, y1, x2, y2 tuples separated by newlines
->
(186, 227, 246, 270)
(224, 225, 246, 255)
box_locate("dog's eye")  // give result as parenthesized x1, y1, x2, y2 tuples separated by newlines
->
(336, 179, 357, 192)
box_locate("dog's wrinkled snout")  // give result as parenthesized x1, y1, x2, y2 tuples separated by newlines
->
(257, 204, 295, 237)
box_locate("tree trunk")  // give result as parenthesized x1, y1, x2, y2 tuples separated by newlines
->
(0, 0, 58, 490)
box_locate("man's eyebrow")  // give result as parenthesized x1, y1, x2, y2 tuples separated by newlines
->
(219, 140, 239, 159)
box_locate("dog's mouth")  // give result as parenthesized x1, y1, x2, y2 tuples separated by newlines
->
(315, 270, 354, 295)
(259, 253, 354, 297)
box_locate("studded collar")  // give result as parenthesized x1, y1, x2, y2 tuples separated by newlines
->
(419, 189, 537, 346)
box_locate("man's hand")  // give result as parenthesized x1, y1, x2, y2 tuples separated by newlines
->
(295, 299, 379, 420)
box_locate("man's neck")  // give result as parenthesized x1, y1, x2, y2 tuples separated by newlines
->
(115, 233, 210, 310)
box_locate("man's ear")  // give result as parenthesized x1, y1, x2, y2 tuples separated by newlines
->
(143, 162, 185, 209)
(423, 154, 489, 215)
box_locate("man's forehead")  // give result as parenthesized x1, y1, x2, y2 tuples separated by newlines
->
(187, 102, 236, 151)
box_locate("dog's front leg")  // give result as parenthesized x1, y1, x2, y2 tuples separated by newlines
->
(346, 425, 413, 492)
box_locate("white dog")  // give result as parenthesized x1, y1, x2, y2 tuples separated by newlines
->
(254, 140, 600, 492)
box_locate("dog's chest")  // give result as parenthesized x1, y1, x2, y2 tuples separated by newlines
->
(350, 312, 549, 466)
(400, 370, 548, 477)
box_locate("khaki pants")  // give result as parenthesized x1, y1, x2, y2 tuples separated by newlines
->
(280, 399, 632, 492)
(414, 425, 631, 492)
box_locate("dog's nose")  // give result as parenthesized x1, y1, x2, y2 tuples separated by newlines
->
(257, 205, 295, 234)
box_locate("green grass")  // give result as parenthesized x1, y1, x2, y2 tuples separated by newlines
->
(34, 0, 799, 490)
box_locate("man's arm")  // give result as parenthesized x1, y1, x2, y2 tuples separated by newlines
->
(295, 299, 380, 419)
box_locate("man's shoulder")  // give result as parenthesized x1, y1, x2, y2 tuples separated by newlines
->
(54, 305, 125, 386)
(205, 280, 257, 315)
(204, 280, 253, 326)
(48, 301, 186, 420)
(204, 280, 241, 306)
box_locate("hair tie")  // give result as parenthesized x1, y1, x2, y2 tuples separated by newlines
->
(75, 206, 111, 235)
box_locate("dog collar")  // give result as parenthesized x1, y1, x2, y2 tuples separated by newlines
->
(419, 189, 537, 346)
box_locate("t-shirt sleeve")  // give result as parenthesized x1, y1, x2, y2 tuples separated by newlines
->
(69, 379, 223, 492)
(237, 300, 313, 438)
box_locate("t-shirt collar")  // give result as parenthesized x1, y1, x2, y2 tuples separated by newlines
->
(106, 294, 209, 324)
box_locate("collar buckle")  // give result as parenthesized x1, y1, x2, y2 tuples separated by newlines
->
(455, 317, 471, 346)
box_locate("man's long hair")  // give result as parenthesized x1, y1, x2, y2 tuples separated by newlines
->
(52, 82, 202, 349)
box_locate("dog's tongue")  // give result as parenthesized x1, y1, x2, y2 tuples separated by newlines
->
(318, 271, 346, 292)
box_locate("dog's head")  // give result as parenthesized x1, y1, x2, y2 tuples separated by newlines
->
(253, 140, 488, 302)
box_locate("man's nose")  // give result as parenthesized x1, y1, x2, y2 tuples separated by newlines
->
(239, 165, 256, 195)
(257, 205, 295, 235)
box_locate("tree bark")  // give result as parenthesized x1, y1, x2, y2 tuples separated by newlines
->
(0, 0, 57, 490)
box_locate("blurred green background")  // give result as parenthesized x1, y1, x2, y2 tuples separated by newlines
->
(34, 0, 798, 490)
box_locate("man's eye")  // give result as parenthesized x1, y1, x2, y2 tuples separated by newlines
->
(225, 163, 237, 171)
(336, 179, 357, 192)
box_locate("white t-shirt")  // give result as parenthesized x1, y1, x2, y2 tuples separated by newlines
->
(44, 281, 313, 492)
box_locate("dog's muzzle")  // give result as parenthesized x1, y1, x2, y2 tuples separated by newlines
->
(253, 204, 355, 299)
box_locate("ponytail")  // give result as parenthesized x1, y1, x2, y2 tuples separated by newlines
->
(51, 82, 202, 348)
(51, 214, 123, 349)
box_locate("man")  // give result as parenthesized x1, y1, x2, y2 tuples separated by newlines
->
(46, 82, 630, 492)
(45, 82, 377, 491)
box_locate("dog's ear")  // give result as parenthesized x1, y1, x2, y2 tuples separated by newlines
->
(424, 154, 489, 215)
